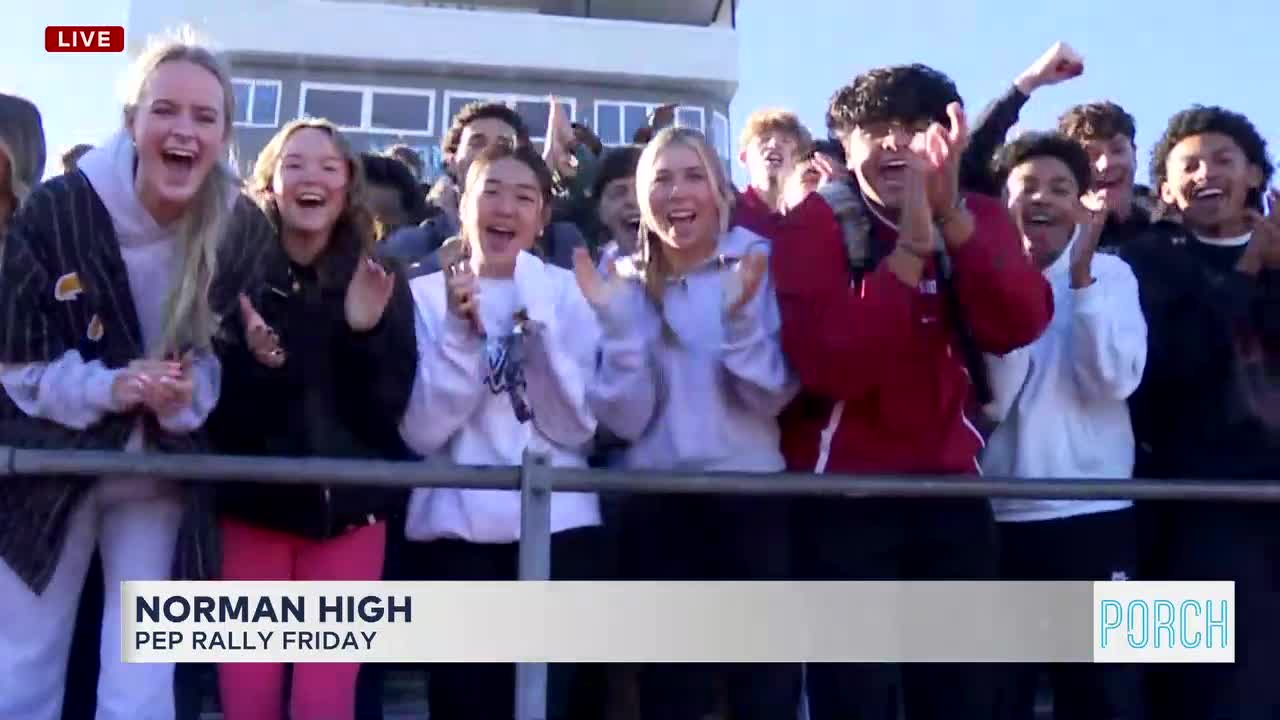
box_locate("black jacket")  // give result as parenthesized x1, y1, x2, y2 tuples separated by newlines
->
(0, 172, 271, 593)
(959, 85, 1150, 251)
(1119, 221, 1280, 480)
(207, 242, 419, 540)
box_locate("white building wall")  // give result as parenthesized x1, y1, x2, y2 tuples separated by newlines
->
(126, 0, 740, 102)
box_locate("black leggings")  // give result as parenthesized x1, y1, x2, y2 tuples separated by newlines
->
(401, 526, 609, 720)
(792, 496, 999, 720)
(617, 494, 801, 720)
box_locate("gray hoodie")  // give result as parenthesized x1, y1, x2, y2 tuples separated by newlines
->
(587, 226, 799, 473)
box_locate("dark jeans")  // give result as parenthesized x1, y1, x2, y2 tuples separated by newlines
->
(792, 497, 999, 720)
(63, 552, 104, 720)
(1143, 502, 1280, 720)
(400, 526, 609, 720)
(996, 508, 1143, 720)
(618, 494, 801, 720)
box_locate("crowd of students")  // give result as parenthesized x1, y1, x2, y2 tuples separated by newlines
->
(0, 29, 1276, 720)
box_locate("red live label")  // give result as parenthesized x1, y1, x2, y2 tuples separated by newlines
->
(45, 26, 125, 53)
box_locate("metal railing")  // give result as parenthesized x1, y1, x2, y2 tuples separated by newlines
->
(5, 444, 1279, 720)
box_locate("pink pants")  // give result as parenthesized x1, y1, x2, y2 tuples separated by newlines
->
(216, 518, 386, 720)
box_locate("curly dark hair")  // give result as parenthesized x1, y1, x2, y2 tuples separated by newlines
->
(361, 152, 430, 226)
(826, 64, 962, 138)
(991, 131, 1092, 196)
(1057, 101, 1136, 145)
(591, 144, 643, 201)
(442, 101, 530, 158)
(802, 138, 847, 165)
(1150, 105, 1273, 211)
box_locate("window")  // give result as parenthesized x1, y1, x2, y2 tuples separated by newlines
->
(676, 107, 705, 133)
(594, 101, 707, 146)
(441, 91, 574, 143)
(712, 112, 731, 161)
(231, 79, 281, 128)
(299, 83, 436, 137)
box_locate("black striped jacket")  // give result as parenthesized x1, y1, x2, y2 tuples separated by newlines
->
(0, 170, 274, 594)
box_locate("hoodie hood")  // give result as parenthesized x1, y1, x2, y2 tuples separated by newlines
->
(77, 128, 241, 249)
(0, 93, 47, 205)
(77, 128, 169, 249)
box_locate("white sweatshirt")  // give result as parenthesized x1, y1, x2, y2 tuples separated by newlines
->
(588, 226, 799, 473)
(0, 129, 221, 460)
(400, 250, 601, 543)
(982, 229, 1148, 522)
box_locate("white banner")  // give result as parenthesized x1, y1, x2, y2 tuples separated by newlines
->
(120, 580, 1234, 664)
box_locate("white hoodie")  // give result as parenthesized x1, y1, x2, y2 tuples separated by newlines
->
(587, 226, 799, 473)
(400, 250, 601, 543)
(0, 130, 222, 463)
(982, 229, 1148, 522)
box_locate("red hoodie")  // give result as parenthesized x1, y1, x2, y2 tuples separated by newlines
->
(771, 190, 1053, 476)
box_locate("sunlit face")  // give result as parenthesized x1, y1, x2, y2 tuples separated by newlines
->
(842, 119, 931, 211)
(741, 129, 800, 191)
(270, 127, 350, 265)
(453, 117, 518, 188)
(645, 143, 721, 253)
(1160, 132, 1263, 236)
(597, 176, 640, 252)
(128, 60, 228, 223)
(1004, 155, 1084, 269)
(462, 156, 545, 275)
(1080, 134, 1136, 215)
(782, 159, 823, 212)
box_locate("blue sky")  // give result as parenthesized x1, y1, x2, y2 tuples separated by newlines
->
(3, 0, 1278, 189)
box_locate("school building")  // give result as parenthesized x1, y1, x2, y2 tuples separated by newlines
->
(125, 0, 745, 179)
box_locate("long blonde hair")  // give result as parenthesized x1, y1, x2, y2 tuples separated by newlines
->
(122, 28, 238, 357)
(249, 118, 375, 283)
(634, 127, 735, 336)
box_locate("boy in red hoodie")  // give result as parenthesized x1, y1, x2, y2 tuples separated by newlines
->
(773, 64, 1053, 720)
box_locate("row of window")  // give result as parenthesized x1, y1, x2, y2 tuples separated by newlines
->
(231, 79, 732, 160)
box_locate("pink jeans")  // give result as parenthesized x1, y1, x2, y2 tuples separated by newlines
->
(216, 518, 386, 720)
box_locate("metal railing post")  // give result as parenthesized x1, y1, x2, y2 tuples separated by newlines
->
(516, 451, 553, 720)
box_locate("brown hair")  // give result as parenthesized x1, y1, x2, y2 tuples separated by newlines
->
(635, 127, 735, 339)
(61, 143, 94, 173)
(250, 118, 375, 283)
(738, 108, 813, 152)
(1057, 101, 1137, 145)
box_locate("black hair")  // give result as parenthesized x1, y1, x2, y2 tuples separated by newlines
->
(442, 101, 530, 158)
(384, 143, 424, 179)
(1057, 101, 1137, 145)
(1150, 105, 1273, 211)
(469, 140, 555, 207)
(361, 153, 430, 226)
(572, 122, 604, 157)
(591, 145, 643, 200)
(803, 138, 847, 165)
(991, 131, 1092, 196)
(826, 63, 962, 138)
